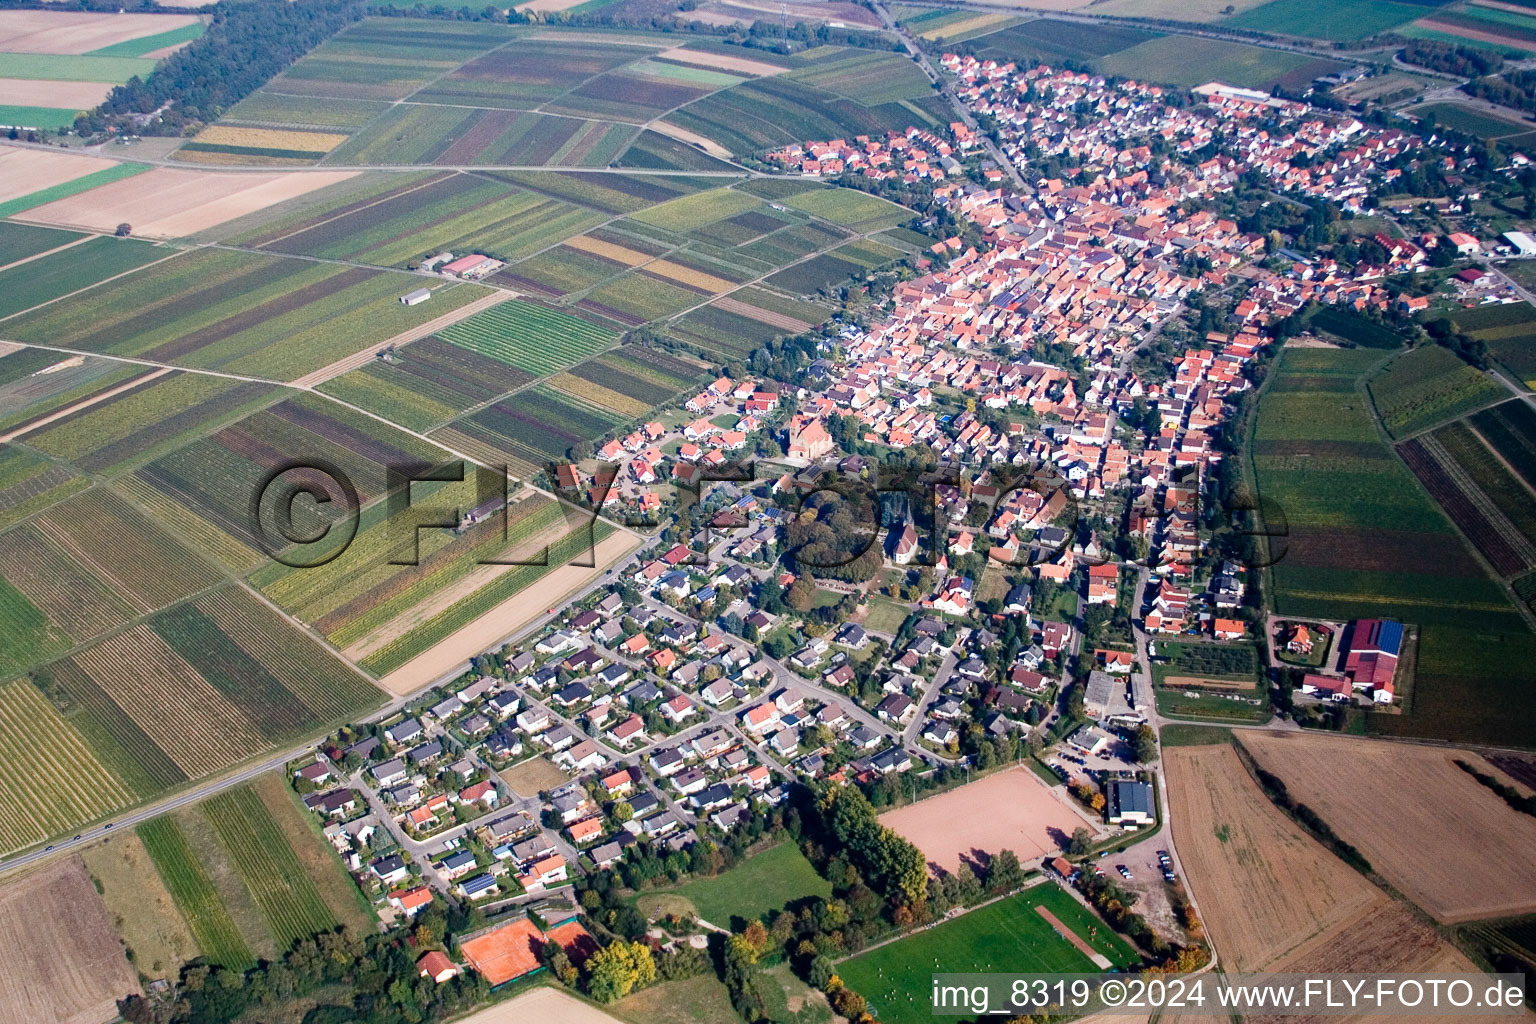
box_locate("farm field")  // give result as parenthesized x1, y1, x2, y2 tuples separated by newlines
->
(17, 166, 358, 239)
(0, 10, 200, 55)
(137, 815, 258, 970)
(0, 445, 85, 533)
(1163, 742, 1384, 970)
(372, 525, 638, 694)
(230, 171, 604, 266)
(317, 335, 536, 433)
(878, 765, 1101, 873)
(0, 220, 83, 265)
(450, 386, 631, 467)
(201, 786, 341, 949)
(637, 842, 831, 927)
(0, 676, 135, 857)
(1240, 732, 1536, 923)
(455, 987, 626, 1024)
(1410, 420, 1536, 575)
(2, 247, 494, 380)
(1469, 399, 1536, 489)
(1408, 5, 1536, 53)
(839, 886, 1139, 1024)
(1087, 0, 1271, 18)
(1250, 345, 1519, 639)
(1367, 345, 1504, 438)
(1098, 35, 1346, 90)
(966, 18, 1160, 66)
(1411, 102, 1531, 140)
(1458, 295, 1536, 385)
(79, 830, 200, 979)
(665, 63, 951, 157)
(0, 234, 162, 319)
(0, 856, 141, 1024)
(439, 299, 618, 375)
(1228, 0, 1426, 39)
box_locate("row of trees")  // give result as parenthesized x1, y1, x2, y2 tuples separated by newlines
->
(76, 0, 362, 137)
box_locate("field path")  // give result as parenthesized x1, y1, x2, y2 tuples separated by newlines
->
(288, 289, 507, 388)
(0, 366, 171, 444)
(0, 231, 95, 275)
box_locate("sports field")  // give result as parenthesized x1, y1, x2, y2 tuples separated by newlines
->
(838, 886, 1138, 1024)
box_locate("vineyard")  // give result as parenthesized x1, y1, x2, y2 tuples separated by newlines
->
(0, 679, 134, 856)
(1469, 400, 1536, 490)
(32, 488, 221, 614)
(70, 625, 268, 777)
(138, 816, 256, 971)
(1, 247, 494, 381)
(1367, 346, 1504, 439)
(0, 576, 69, 679)
(362, 519, 615, 675)
(1399, 437, 1529, 577)
(1431, 422, 1536, 549)
(459, 386, 629, 464)
(0, 524, 133, 650)
(34, 658, 187, 797)
(439, 300, 616, 375)
(203, 787, 338, 949)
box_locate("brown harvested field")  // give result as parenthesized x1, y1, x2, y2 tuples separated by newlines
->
(1218, 901, 1482, 1024)
(878, 765, 1103, 874)
(650, 120, 734, 161)
(658, 45, 786, 76)
(1163, 743, 1382, 970)
(375, 529, 640, 696)
(0, 78, 113, 108)
(1164, 675, 1256, 691)
(452, 987, 625, 1024)
(79, 833, 198, 979)
(0, 10, 198, 53)
(0, 145, 119, 206)
(712, 295, 813, 332)
(0, 857, 140, 1024)
(18, 167, 358, 239)
(501, 755, 568, 797)
(1414, 16, 1531, 50)
(1239, 732, 1536, 923)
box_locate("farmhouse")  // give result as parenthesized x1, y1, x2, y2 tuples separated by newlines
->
(1341, 619, 1401, 703)
(442, 253, 504, 280)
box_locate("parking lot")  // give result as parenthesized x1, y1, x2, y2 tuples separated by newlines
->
(1089, 832, 1193, 945)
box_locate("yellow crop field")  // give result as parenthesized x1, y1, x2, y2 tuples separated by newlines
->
(195, 126, 349, 152)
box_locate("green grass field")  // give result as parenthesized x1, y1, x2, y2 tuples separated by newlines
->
(1098, 35, 1344, 90)
(638, 842, 832, 928)
(0, 105, 83, 129)
(139, 815, 257, 971)
(0, 52, 155, 82)
(1413, 103, 1530, 140)
(1228, 0, 1424, 40)
(839, 886, 1139, 1024)
(86, 22, 205, 58)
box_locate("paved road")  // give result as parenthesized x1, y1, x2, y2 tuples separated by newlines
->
(872, 0, 1026, 192)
